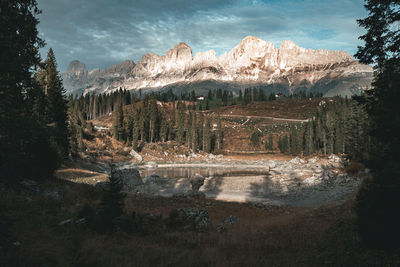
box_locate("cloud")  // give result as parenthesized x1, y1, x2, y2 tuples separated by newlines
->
(37, 0, 368, 71)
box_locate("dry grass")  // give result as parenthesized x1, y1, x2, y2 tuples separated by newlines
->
(2, 178, 399, 267)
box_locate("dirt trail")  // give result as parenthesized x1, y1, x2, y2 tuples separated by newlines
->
(217, 113, 311, 122)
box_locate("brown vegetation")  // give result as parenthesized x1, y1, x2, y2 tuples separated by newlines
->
(2, 179, 399, 266)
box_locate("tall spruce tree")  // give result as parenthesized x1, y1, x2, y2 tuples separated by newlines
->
(112, 96, 125, 141)
(355, 0, 400, 248)
(44, 48, 69, 157)
(0, 1, 61, 180)
(216, 118, 223, 151)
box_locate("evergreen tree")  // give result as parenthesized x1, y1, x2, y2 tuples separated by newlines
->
(176, 102, 185, 144)
(0, 1, 61, 180)
(354, 0, 400, 248)
(149, 98, 158, 142)
(216, 118, 223, 150)
(265, 134, 273, 151)
(203, 118, 212, 153)
(95, 164, 125, 233)
(112, 96, 125, 141)
(160, 116, 168, 142)
(44, 48, 69, 157)
(238, 90, 243, 103)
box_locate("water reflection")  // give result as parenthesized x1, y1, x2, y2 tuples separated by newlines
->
(139, 167, 269, 179)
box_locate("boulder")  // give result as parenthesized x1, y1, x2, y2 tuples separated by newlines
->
(167, 208, 211, 231)
(328, 154, 341, 163)
(217, 215, 239, 232)
(307, 157, 318, 163)
(113, 168, 144, 190)
(129, 149, 143, 162)
(190, 173, 205, 192)
(222, 215, 239, 225)
(144, 172, 160, 183)
(268, 160, 277, 169)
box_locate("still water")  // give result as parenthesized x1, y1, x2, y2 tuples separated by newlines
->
(139, 166, 270, 179)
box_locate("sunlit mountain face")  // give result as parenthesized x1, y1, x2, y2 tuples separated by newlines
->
(62, 36, 373, 97)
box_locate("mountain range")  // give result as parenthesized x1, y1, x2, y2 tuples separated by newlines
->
(62, 36, 373, 96)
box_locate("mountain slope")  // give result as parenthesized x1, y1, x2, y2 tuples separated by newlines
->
(62, 36, 373, 96)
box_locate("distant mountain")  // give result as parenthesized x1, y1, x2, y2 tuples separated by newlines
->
(62, 36, 373, 96)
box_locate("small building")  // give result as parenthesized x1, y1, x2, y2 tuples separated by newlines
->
(196, 96, 205, 101)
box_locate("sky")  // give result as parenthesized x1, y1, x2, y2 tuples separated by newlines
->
(36, 0, 368, 72)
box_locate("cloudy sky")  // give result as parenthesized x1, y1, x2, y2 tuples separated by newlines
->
(37, 0, 368, 72)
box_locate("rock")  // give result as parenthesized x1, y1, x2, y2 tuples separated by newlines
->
(113, 168, 144, 190)
(129, 149, 143, 162)
(307, 157, 318, 163)
(208, 154, 216, 159)
(222, 215, 239, 225)
(19, 179, 40, 193)
(216, 224, 226, 233)
(216, 215, 239, 232)
(268, 160, 276, 169)
(144, 172, 160, 183)
(58, 219, 73, 226)
(289, 157, 303, 164)
(190, 173, 205, 192)
(168, 208, 211, 231)
(328, 154, 341, 163)
(364, 168, 371, 174)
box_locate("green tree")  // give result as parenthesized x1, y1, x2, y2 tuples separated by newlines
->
(176, 102, 185, 144)
(95, 164, 125, 233)
(354, 0, 400, 248)
(203, 118, 212, 153)
(0, 0, 60, 180)
(44, 48, 69, 157)
(216, 118, 223, 151)
(112, 96, 125, 141)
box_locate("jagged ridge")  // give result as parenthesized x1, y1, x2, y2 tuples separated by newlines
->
(62, 36, 373, 96)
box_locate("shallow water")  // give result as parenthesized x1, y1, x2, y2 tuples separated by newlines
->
(139, 167, 269, 179)
(134, 165, 360, 207)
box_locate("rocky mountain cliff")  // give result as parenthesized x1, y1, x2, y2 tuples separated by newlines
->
(62, 36, 373, 96)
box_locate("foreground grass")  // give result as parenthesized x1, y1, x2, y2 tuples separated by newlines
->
(1, 178, 399, 266)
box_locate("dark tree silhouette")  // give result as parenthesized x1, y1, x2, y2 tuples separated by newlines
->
(355, 0, 400, 248)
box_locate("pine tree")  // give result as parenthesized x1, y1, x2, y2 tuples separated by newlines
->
(354, 0, 400, 248)
(160, 116, 168, 142)
(216, 118, 223, 151)
(149, 98, 158, 142)
(176, 102, 185, 144)
(265, 134, 273, 151)
(112, 96, 125, 141)
(96, 164, 125, 233)
(203, 118, 211, 153)
(0, 1, 61, 180)
(43, 48, 70, 157)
